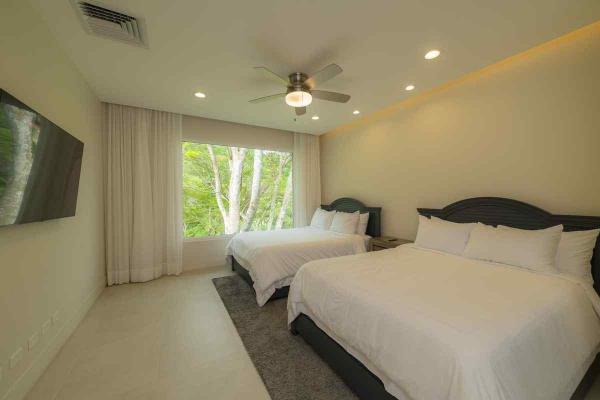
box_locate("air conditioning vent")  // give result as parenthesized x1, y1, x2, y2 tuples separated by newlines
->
(71, 0, 148, 48)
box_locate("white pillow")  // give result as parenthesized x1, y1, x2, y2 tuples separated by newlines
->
(555, 229, 599, 284)
(356, 212, 370, 235)
(414, 215, 476, 255)
(330, 211, 360, 234)
(464, 223, 563, 272)
(310, 208, 336, 230)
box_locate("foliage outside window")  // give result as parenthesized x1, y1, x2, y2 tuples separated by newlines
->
(182, 142, 293, 238)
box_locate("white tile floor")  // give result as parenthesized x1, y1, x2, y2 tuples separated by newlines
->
(26, 266, 600, 400)
(26, 266, 270, 400)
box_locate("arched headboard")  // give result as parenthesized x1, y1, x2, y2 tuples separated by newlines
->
(418, 197, 600, 293)
(321, 197, 381, 237)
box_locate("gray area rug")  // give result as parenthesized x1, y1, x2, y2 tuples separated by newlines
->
(212, 275, 357, 400)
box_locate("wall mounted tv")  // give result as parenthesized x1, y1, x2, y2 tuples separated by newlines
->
(0, 89, 84, 227)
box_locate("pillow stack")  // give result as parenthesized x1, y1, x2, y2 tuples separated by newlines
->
(414, 215, 599, 282)
(330, 211, 360, 234)
(310, 208, 370, 235)
(415, 216, 476, 255)
(357, 212, 370, 235)
(310, 208, 336, 230)
(463, 223, 562, 273)
(556, 229, 600, 284)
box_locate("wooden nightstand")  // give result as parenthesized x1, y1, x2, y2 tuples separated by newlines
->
(369, 237, 412, 251)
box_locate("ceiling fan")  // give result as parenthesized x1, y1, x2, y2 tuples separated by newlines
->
(249, 64, 351, 116)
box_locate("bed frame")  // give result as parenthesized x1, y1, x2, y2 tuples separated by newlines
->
(231, 197, 382, 302)
(291, 197, 600, 400)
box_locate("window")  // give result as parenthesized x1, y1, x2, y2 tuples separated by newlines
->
(182, 142, 293, 238)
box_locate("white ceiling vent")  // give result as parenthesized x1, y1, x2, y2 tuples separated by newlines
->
(71, 0, 148, 48)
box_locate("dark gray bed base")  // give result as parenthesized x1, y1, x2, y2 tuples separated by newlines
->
(231, 256, 289, 301)
(291, 314, 396, 400)
(291, 197, 600, 400)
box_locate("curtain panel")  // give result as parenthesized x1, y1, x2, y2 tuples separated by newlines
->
(103, 103, 183, 284)
(292, 132, 321, 227)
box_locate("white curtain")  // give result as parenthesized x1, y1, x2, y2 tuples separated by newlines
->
(292, 132, 321, 227)
(103, 103, 183, 285)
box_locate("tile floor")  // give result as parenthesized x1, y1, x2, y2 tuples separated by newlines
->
(26, 266, 600, 400)
(26, 266, 270, 400)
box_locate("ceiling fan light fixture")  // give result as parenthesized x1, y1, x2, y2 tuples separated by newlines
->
(285, 90, 312, 107)
(424, 49, 441, 60)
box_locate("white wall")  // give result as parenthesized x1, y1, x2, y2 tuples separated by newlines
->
(182, 114, 294, 152)
(182, 235, 234, 271)
(181, 115, 293, 270)
(0, 1, 105, 399)
(320, 22, 600, 240)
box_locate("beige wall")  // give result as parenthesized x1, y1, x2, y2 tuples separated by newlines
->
(0, 1, 105, 399)
(183, 115, 293, 153)
(182, 115, 293, 270)
(320, 22, 600, 241)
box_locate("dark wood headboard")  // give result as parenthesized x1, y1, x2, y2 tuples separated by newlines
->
(418, 197, 600, 293)
(321, 197, 381, 237)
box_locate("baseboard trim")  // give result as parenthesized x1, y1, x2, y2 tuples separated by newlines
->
(1, 281, 106, 400)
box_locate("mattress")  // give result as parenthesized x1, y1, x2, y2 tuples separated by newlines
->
(226, 226, 368, 306)
(288, 244, 600, 400)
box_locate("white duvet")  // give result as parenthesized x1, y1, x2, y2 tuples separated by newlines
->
(226, 226, 367, 306)
(288, 244, 600, 400)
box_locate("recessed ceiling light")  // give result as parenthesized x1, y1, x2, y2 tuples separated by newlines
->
(194, 91, 206, 98)
(353, 110, 360, 115)
(312, 115, 319, 120)
(424, 50, 440, 60)
(405, 85, 415, 91)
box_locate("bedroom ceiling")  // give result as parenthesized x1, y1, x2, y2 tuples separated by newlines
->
(29, 0, 600, 135)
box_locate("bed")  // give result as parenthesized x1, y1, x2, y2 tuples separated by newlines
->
(289, 197, 600, 400)
(226, 197, 381, 306)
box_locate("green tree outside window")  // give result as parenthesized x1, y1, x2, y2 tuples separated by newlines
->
(182, 142, 293, 238)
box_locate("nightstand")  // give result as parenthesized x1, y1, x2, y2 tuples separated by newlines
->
(369, 237, 412, 251)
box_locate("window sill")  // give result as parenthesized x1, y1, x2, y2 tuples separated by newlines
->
(184, 234, 234, 243)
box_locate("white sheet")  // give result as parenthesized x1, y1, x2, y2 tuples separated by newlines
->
(226, 226, 367, 306)
(288, 244, 600, 400)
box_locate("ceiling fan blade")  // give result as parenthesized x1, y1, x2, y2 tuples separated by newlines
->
(311, 90, 351, 103)
(248, 93, 286, 104)
(304, 64, 343, 89)
(295, 107, 306, 116)
(254, 66, 289, 86)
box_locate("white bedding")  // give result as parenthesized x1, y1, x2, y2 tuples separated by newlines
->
(288, 244, 600, 400)
(226, 226, 367, 306)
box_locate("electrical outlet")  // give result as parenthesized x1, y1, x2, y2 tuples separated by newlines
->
(28, 332, 40, 351)
(42, 319, 51, 336)
(10, 347, 23, 369)
(51, 310, 60, 326)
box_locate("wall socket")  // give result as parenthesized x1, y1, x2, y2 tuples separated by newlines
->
(9, 347, 23, 369)
(28, 332, 40, 351)
(42, 319, 51, 336)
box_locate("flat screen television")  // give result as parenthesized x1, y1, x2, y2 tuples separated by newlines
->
(0, 89, 84, 227)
